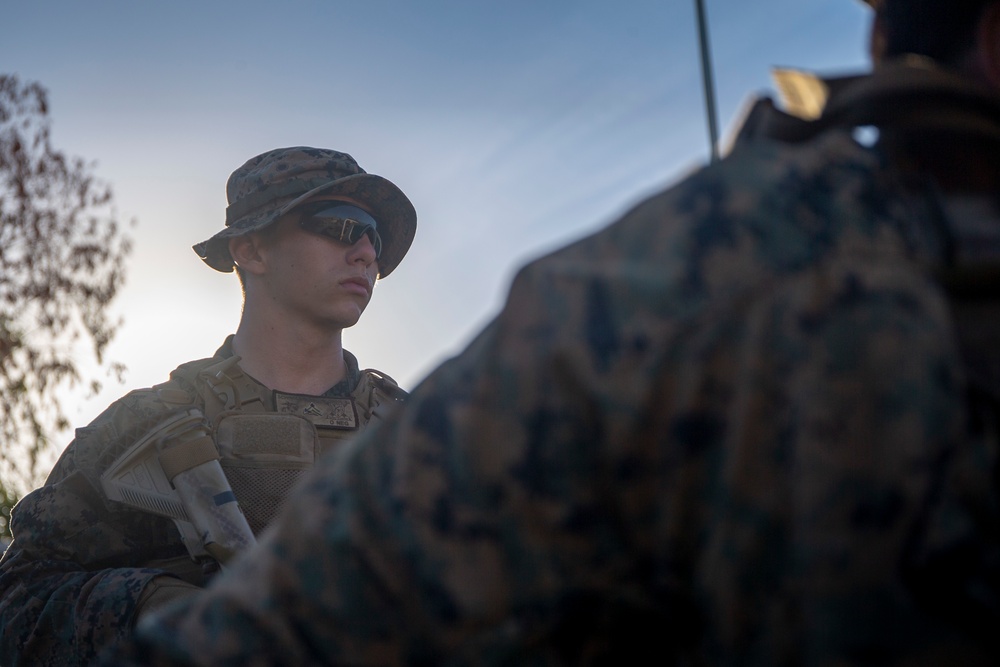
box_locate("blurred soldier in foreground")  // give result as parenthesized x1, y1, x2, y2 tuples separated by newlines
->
(112, 1, 1000, 664)
(0, 146, 416, 666)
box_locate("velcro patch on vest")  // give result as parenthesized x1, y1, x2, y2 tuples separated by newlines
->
(273, 391, 359, 430)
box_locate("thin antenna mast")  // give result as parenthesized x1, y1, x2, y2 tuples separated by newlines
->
(694, 0, 720, 162)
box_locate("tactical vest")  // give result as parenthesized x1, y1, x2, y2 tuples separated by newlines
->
(154, 354, 406, 537)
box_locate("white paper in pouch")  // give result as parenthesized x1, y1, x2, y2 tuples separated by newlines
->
(172, 460, 256, 561)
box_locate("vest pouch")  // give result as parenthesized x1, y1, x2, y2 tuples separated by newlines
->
(214, 412, 320, 536)
(100, 408, 256, 563)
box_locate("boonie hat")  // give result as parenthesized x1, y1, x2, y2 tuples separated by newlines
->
(194, 146, 416, 278)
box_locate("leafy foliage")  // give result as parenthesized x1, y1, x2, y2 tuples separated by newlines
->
(0, 75, 132, 495)
(0, 483, 16, 551)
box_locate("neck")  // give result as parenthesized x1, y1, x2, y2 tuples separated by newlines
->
(231, 308, 349, 396)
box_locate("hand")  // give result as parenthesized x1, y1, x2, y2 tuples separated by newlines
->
(133, 576, 202, 625)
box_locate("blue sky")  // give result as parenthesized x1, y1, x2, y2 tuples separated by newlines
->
(3, 0, 871, 464)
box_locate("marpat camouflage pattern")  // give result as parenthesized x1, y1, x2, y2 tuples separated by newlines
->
(0, 340, 404, 666)
(107, 123, 1000, 665)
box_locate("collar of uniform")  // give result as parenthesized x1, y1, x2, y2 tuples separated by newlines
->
(213, 335, 361, 397)
(734, 57, 1000, 147)
(214, 335, 237, 361)
(327, 349, 361, 397)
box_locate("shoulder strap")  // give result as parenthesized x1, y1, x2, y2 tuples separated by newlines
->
(353, 368, 408, 425)
(166, 355, 270, 423)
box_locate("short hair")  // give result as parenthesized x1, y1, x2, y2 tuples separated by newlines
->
(879, 0, 992, 64)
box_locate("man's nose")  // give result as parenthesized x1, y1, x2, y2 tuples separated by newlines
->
(348, 234, 378, 264)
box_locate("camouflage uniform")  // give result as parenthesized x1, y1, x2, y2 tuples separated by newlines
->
(0, 143, 416, 666)
(113, 63, 1000, 665)
(0, 337, 405, 667)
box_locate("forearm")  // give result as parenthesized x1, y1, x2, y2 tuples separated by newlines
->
(0, 550, 165, 667)
(0, 470, 197, 666)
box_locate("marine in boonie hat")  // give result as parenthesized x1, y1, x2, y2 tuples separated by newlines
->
(194, 146, 416, 278)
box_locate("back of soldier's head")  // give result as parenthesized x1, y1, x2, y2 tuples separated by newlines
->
(877, 0, 993, 64)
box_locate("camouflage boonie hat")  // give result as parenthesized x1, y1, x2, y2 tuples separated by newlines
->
(194, 146, 417, 278)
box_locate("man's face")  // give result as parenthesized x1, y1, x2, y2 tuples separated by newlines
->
(251, 195, 381, 330)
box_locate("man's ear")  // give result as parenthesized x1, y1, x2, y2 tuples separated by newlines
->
(975, 2, 1000, 88)
(228, 233, 267, 276)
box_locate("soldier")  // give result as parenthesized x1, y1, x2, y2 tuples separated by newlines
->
(113, 1, 1000, 665)
(0, 146, 417, 666)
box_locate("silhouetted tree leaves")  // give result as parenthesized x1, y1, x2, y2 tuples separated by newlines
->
(0, 74, 132, 495)
(0, 483, 16, 551)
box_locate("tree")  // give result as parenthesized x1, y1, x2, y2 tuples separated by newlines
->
(0, 74, 132, 498)
(1, 482, 16, 551)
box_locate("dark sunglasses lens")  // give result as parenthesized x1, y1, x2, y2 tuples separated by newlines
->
(309, 204, 379, 229)
(345, 224, 382, 257)
(301, 204, 382, 259)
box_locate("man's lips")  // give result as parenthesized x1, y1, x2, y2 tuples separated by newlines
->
(341, 276, 372, 295)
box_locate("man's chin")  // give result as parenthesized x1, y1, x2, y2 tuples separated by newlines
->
(324, 308, 365, 330)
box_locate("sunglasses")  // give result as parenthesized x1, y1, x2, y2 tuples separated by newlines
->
(298, 203, 383, 259)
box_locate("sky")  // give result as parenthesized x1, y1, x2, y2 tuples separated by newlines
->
(2, 0, 872, 484)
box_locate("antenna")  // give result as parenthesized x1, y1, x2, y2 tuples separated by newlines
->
(694, 0, 720, 162)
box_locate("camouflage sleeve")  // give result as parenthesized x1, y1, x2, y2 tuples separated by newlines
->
(0, 392, 196, 667)
(111, 136, 998, 665)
